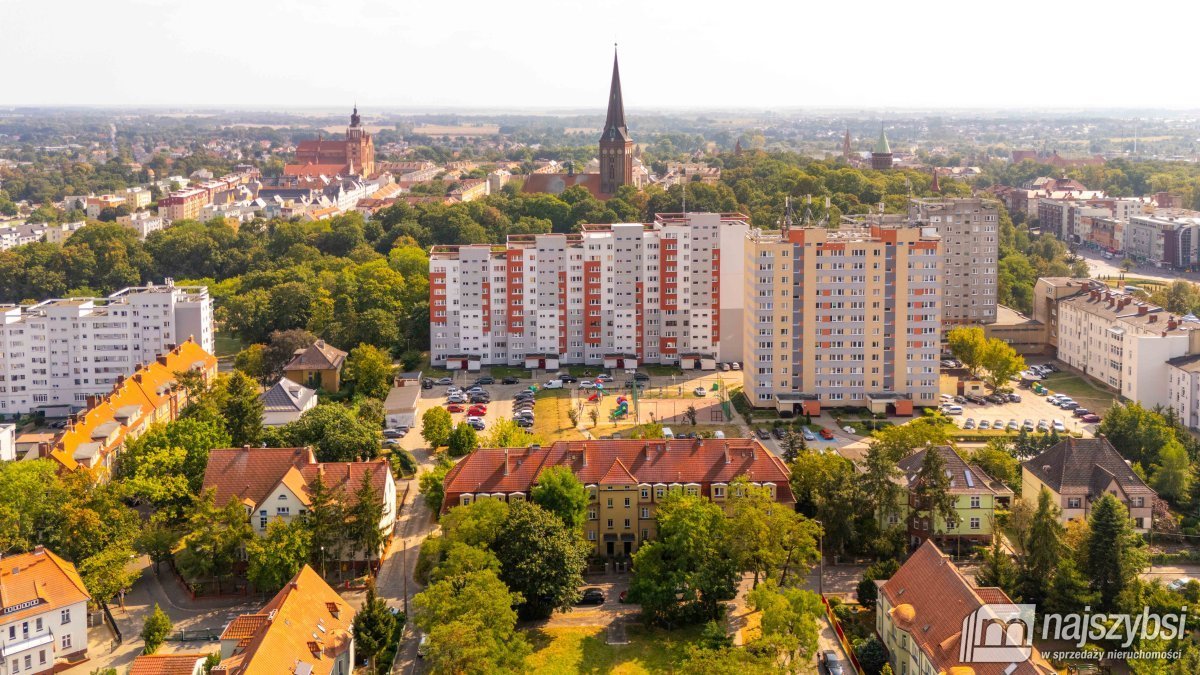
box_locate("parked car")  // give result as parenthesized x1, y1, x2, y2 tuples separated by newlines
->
(1053, 420, 1066, 432)
(964, 418, 976, 429)
(993, 418, 1004, 429)
(1061, 401, 1080, 411)
(693, 386, 707, 397)
(942, 404, 964, 415)
(421, 378, 434, 389)
(514, 391, 534, 400)
(446, 386, 463, 395)
(467, 418, 486, 431)
(446, 403, 464, 412)
(731, 362, 741, 371)
(578, 588, 605, 605)
(417, 634, 429, 659)
(447, 394, 466, 404)
(965, 394, 986, 404)
(819, 428, 835, 440)
(559, 375, 579, 384)
(515, 417, 534, 428)
(595, 374, 614, 383)
(1008, 393, 1022, 403)
(1036, 419, 1049, 432)
(1022, 419, 1034, 431)
(1081, 414, 1101, 423)
(940, 394, 953, 403)
(469, 393, 491, 404)
(1073, 408, 1091, 418)
(1007, 419, 1020, 431)
(822, 650, 845, 675)
(755, 428, 770, 440)
(544, 379, 564, 389)
(801, 427, 817, 441)
(383, 428, 406, 439)
(772, 427, 788, 440)
(941, 359, 957, 368)
(978, 420, 990, 429)
(954, 396, 967, 404)
(435, 377, 453, 385)
(633, 372, 651, 381)
(501, 376, 520, 385)
(986, 394, 1007, 404)
(474, 376, 495, 385)
(467, 405, 487, 416)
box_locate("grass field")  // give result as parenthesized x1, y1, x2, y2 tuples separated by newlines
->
(1038, 372, 1118, 414)
(524, 624, 704, 674)
(213, 331, 244, 358)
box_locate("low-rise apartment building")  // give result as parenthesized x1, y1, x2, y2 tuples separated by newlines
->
(1038, 197, 1143, 245)
(202, 447, 396, 563)
(0, 546, 90, 673)
(876, 541, 1055, 675)
(1022, 438, 1155, 531)
(1124, 211, 1200, 268)
(908, 198, 999, 325)
(441, 439, 793, 559)
(888, 445, 1013, 548)
(1168, 353, 1200, 430)
(741, 224, 942, 413)
(158, 188, 208, 222)
(1032, 277, 1092, 354)
(0, 282, 214, 417)
(1055, 281, 1200, 407)
(85, 194, 125, 219)
(116, 211, 165, 239)
(430, 212, 750, 369)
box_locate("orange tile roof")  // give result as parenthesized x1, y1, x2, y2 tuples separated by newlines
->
(0, 547, 90, 622)
(202, 447, 390, 513)
(212, 566, 354, 675)
(221, 614, 269, 642)
(880, 541, 1054, 674)
(49, 338, 217, 473)
(442, 439, 792, 512)
(129, 654, 206, 675)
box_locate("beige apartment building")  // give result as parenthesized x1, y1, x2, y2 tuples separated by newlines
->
(742, 224, 942, 413)
(908, 198, 999, 325)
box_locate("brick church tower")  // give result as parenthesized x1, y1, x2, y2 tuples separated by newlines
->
(599, 47, 633, 196)
(345, 105, 375, 177)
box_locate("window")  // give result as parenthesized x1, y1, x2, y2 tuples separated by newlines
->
(624, 497, 630, 507)
(970, 517, 981, 530)
(712, 485, 725, 498)
(39, 651, 46, 665)
(640, 487, 649, 499)
(62, 634, 72, 649)
(607, 519, 613, 528)
(607, 498, 613, 508)
(1067, 498, 1082, 509)
(588, 510, 597, 521)
(970, 496, 981, 509)
(61, 608, 71, 625)
(624, 519, 631, 529)
(24, 655, 31, 670)
(588, 530, 596, 541)
(278, 494, 287, 500)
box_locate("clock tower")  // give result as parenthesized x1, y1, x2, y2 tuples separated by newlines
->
(599, 47, 633, 196)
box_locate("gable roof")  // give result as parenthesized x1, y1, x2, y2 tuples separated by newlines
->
(129, 654, 206, 675)
(880, 541, 1053, 675)
(260, 377, 317, 414)
(1022, 437, 1155, 497)
(0, 547, 90, 623)
(202, 446, 391, 512)
(283, 340, 347, 372)
(897, 445, 1013, 497)
(442, 439, 792, 511)
(212, 566, 353, 675)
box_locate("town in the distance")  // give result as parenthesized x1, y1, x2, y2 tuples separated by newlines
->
(6, 41, 1200, 675)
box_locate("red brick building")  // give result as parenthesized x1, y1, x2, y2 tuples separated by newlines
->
(289, 107, 375, 178)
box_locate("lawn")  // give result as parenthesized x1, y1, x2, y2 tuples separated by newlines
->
(524, 624, 704, 674)
(488, 365, 538, 379)
(1037, 372, 1118, 414)
(213, 331, 244, 358)
(533, 389, 587, 441)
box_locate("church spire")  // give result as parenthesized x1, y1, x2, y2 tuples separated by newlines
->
(602, 45, 630, 142)
(350, 104, 361, 128)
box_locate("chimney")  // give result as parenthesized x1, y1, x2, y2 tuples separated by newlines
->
(581, 445, 587, 467)
(503, 449, 509, 476)
(243, 445, 251, 450)
(1169, 319, 1179, 331)
(156, 355, 168, 367)
(1139, 305, 1148, 315)
(86, 394, 98, 409)
(32, 545, 44, 556)
(116, 374, 125, 387)
(1150, 314, 1158, 323)
(751, 443, 757, 460)
(723, 442, 730, 464)
(133, 373, 143, 383)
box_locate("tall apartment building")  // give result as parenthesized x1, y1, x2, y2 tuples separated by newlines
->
(0, 281, 214, 416)
(158, 188, 208, 222)
(1056, 281, 1200, 407)
(908, 198, 999, 325)
(430, 212, 749, 369)
(742, 224, 943, 412)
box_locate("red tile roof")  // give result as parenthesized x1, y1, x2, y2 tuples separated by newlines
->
(880, 541, 1054, 674)
(442, 439, 792, 511)
(202, 447, 391, 512)
(129, 654, 206, 675)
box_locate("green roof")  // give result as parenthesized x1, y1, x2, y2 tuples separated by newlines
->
(874, 126, 891, 155)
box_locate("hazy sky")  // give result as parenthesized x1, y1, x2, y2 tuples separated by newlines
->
(4, 0, 1199, 111)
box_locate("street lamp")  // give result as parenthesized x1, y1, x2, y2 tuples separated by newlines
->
(813, 519, 824, 597)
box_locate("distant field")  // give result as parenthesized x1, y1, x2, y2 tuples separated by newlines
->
(413, 124, 500, 136)
(1109, 136, 1174, 143)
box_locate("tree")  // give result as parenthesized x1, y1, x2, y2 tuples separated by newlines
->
(480, 418, 534, 448)
(135, 516, 180, 570)
(419, 456, 453, 516)
(347, 472, 386, 568)
(175, 491, 254, 592)
(222, 371, 264, 447)
(493, 501, 590, 619)
(233, 344, 269, 384)
(1044, 557, 1096, 616)
(1098, 401, 1175, 466)
(1151, 438, 1192, 503)
(685, 405, 698, 426)
(1018, 488, 1065, 604)
(969, 440, 1021, 493)
(447, 422, 478, 457)
(909, 448, 957, 537)
(353, 579, 397, 674)
(264, 329, 317, 380)
(728, 478, 818, 587)
(567, 407, 580, 428)
(855, 559, 899, 609)
(78, 544, 140, 607)
(356, 398, 385, 429)
(140, 604, 173, 654)
(975, 538, 1021, 600)
(305, 472, 345, 572)
(271, 403, 380, 462)
(246, 518, 311, 593)
(629, 494, 740, 625)
(782, 430, 806, 464)
(746, 581, 822, 667)
(1084, 494, 1146, 610)
(530, 465, 588, 530)
(588, 408, 599, 428)
(946, 326, 987, 376)
(980, 339, 1025, 392)
(412, 569, 530, 673)
(424, 403, 456, 446)
(345, 343, 395, 399)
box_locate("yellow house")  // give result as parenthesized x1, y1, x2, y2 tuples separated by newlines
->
(282, 340, 348, 392)
(1021, 437, 1154, 532)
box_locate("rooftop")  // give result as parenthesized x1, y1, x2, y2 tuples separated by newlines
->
(1023, 437, 1155, 497)
(0, 547, 90, 623)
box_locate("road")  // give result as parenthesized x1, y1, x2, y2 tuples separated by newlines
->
(1077, 248, 1181, 285)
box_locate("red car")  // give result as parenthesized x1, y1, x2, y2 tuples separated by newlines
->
(445, 403, 465, 413)
(467, 405, 487, 416)
(819, 428, 835, 440)
(1080, 414, 1101, 423)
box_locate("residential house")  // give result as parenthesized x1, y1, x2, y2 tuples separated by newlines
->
(212, 566, 354, 675)
(382, 375, 421, 429)
(47, 338, 218, 474)
(889, 445, 1013, 549)
(1021, 437, 1155, 531)
(441, 439, 793, 559)
(201, 447, 396, 563)
(259, 377, 317, 427)
(0, 546, 91, 673)
(282, 341, 347, 392)
(876, 540, 1055, 675)
(128, 654, 208, 675)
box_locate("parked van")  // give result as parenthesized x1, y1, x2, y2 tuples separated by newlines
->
(544, 379, 563, 389)
(942, 404, 964, 416)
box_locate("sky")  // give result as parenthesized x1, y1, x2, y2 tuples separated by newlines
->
(4, 0, 1200, 111)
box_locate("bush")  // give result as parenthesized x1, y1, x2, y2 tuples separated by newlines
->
(140, 603, 172, 654)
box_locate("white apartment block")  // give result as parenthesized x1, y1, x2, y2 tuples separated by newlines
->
(430, 212, 749, 369)
(908, 198, 999, 325)
(1167, 355, 1200, 430)
(1123, 211, 1200, 268)
(0, 281, 214, 416)
(742, 224, 943, 412)
(0, 423, 13, 461)
(1056, 282, 1200, 408)
(115, 211, 165, 240)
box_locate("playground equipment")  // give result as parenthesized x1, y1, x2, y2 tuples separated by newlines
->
(611, 396, 630, 419)
(587, 392, 601, 403)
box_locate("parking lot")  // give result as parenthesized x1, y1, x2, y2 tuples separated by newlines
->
(941, 391, 1098, 437)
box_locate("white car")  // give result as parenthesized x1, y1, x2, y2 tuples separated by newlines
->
(940, 394, 954, 402)
(693, 386, 707, 397)
(544, 379, 563, 389)
(730, 362, 741, 371)
(1052, 420, 1066, 432)
(578, 380, 596, 389)
(942, 405, 964, 415)
(720, 362, 731, 371)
